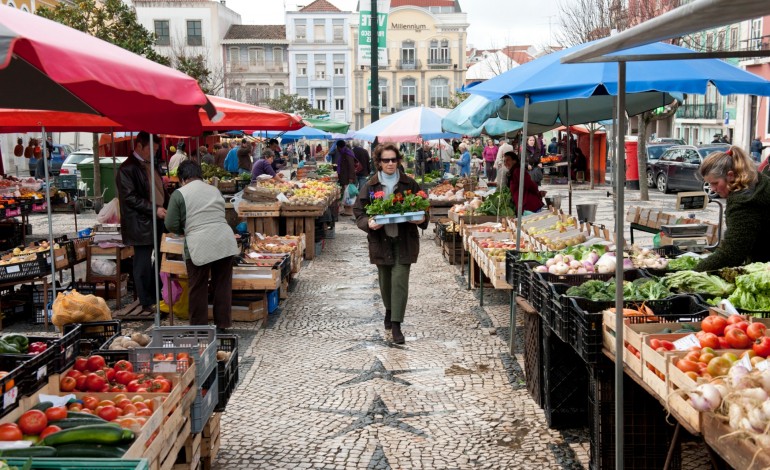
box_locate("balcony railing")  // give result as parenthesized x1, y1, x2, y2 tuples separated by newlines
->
(226, 61, 289, 74)
(396, 59, 421, 70)
(427, 57, 452, 69)
(675, 103, 721, 120)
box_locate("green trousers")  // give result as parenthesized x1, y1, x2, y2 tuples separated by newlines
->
(376, 243, 411, 323)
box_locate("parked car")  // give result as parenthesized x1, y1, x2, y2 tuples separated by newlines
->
(28, 143, 73, 177)
(649, 144, 730, 195)
(644, 143, 676, 187)
(650, 137, 686, 145)
(59, 150, 93, 176)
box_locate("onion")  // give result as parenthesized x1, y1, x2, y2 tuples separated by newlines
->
(545, 258, 556, 267)
(729, 365, 751, 389)
(554, 254, 563, 263)
(688, 383, 722, 411)
(747, 407, 768, 432)
(577, 267, 587, 274)
(569, 260, 582, 270)
(757, 369, 770, 393)
(564, 255, 574, 263)
(622, 258, 635, 270)
(534, 265, 548, 273)
(586, 251, 599, 265)
(554, 262, 569, 275)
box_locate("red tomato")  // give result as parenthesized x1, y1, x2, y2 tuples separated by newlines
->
(102, 367, 116, 383)
(649, 339, 661, 350)
(86, 355, 106, 372)
(718, 337, 731, 349)
(17, 410, 47, 435)
(707, 356, 732, 376)
(675, 359, 700, 374)
(67, 403, 82, 412)
(747, 323, 767, 341)
(660, 340, 675, 351)
(727, 314, 749, 325)
(44, 406, 67, 422)
(73, 356, 88, 372)
(97, 405, 119, 422)
(698, 332, 720, 349)
(702, 316, 728, 336)
(75, 375, 88, 392)
(115, 371, 136, 386)
(39, 425, 61, 440)
(149, 379, 171, 393)
(114, 360, 133, 372)
(65, 370, 82, 379)
(726, 328, 752, 349)
(82, 395, 100, 411)
(121, 404, 138, 416)
(754, 337, 770, 358)
(110, 384, 127, 393)
(59, 376, 76, 392)
(85, 373, 107, 392)
(0, 423, 22, 441)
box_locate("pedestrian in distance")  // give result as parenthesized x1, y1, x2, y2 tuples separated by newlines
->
(483, 138, 498, 182)
(165, 160, 239, 334)
(352, 140, 372, 190)
(353, 143, 429, 344)
(199, 146, 214, 165)
(505, 151, 544, 214)
(213, 143, 228, 168)
(168, 143, 188, 173)
(236, 138, 252, 175)
(751, 136, 766, 163)
(224, 140, 240, 173)
(495, 138, 513, 187)
(454, 142, 471, 177)
(116, 131, 167, 314)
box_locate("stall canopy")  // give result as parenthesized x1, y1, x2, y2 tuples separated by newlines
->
(201, 96, 303, 131)
(257, 127, 332, 142)
(353, 106, 461, 143)
(302, 117, 350, 134)
(0, 109, 123, 133)
(0, 5, 218, 135)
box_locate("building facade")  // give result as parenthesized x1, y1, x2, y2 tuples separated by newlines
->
(2, 0, 70, 12)
(133, 0, 242, 97)
(737, 15, 770, 158)
(222, 25, 289, 105)
(351, 1, 468, 129)
(286, 0, 353, 123)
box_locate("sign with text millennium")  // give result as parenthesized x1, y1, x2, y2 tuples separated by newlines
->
(358, 0, 390, 66)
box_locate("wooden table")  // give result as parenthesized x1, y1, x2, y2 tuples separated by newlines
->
(280, 205, 326, 261)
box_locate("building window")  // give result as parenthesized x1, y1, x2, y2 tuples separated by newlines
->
(335, 99, 344, 111)
(379, 79, 388, 108)
(229, 47, 240, 68)
(315, 55, 326, 79)
(316, 98, 327, 111)
(154, 20, 170, 46)
(429, 39, 450, 63)
(717, 30, 725, 51)
(751, 19, 763, 50)
(727, 94, 736, 105)
(334, 63, 344, 75)
(401, 78, 416, 108)
(230, 86, 242, 102)
(316, 69, 326, 80)
(246, 85, 256, 104)
(273, 47, 284, 64)
(333, 19, 344, 42)
(400, 41, 415, 67)
(249, 48, 265, 66)
(430, 77, 449, 107)
(274, 84, 284, 99)
(705, 32, 713, 52)
(296, 54, 307, 76)
(186, 20, 202, 46)
(314, 20, 326, 43)
(730, 27, 739, 51)
(295, 20, 306, 40)
(259, 84, 269, 102)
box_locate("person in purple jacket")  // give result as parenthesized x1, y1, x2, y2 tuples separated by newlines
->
(250, 150, 284, 183)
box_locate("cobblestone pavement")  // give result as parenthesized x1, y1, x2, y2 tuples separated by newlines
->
(213, 218, 589, 470)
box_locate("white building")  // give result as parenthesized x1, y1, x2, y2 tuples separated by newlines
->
(286, 0, 353, 123)
(132, 0, 242, 96)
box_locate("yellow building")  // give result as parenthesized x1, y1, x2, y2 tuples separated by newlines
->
(351, 1, 468, 130)
(3, 0, 69, 12)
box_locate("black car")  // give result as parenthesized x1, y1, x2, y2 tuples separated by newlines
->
(650, 144, 730, 195)
(644, 143, 676, 188)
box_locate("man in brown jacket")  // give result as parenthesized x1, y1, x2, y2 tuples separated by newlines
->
(213, 143, 227, 168)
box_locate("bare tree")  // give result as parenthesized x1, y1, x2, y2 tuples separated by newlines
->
(555, 0, 627, 47)
(164, 34, 226, 95)
(637, 101, 680, 200)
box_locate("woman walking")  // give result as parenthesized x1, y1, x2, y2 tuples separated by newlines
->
(353, 143, 429, 344)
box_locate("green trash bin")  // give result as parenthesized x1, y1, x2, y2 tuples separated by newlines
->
(77, 157, 127, 204)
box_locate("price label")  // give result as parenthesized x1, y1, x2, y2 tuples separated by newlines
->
(757, 360, 770, 371)
(276, 193, 290, 203)
(256, 232, 266, 240)
(36, 366, 47, 381)
(6, 265, 19, 274)
(3, 387, 18, 409)
(738, 354, 753, 370)
(65, 345, 74, 362)
(673, 334, 701, 351)
(153, 362, 177, 373)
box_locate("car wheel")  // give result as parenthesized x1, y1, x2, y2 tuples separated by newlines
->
(704, 181, 718, 198)
(657, 174, 670, 194)
(647, 170, 655, 188)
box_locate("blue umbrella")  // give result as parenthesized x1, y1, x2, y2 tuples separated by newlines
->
(353, 106, 461, 143)
(254, 126, 331, 142)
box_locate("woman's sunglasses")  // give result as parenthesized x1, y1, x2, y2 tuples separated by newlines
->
(381, 158, 399, 163)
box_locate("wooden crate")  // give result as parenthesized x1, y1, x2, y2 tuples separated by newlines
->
(280, 204, 326, 217)
(279, 278, 289, 300)
(171, 430, 202, 470)
(283, 214, 316, 260)
(640, 334, 688, 399)
(200, 412, 221, 470)
(667, 359, 703, 434)
(602, 313, 644, 377)
(232, 264, 281, 291)
(208, 298, 266, 322)
(246, 216, 279, 237)
(161, 254, 187, 277)
(237, 201, 281, 217)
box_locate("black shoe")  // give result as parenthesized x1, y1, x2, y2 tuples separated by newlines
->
(391, 322, 405, 344)
(216, 327, 228, 335)
(384, 310, 392, 330)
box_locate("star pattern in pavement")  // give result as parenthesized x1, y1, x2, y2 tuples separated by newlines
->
(339, 330, 408, 352)
(333, 357, 431, 387)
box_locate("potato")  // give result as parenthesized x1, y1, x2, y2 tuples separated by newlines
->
(216, 350, 231, 362)
(122, 340, 140, 349)
(131, 332, 150, 347)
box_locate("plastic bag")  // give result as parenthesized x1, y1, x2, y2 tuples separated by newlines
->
(231, 190, 244, 213)
(52, 290, 112, 328)
(160, 272, 182, 305)
(91, 259, 116, 276)
(344, 183, 358, 206)
(159, 278, 189, 319)
(97, 199, 120, 224)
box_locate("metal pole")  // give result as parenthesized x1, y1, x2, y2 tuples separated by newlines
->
(370, 0, 380, 123)
(41, 127, 57, 318)
(566, 102, 572, 215)
(149, 134, 161, 326)
(511, 95, 530, 355)
(615, 61, 627, 470)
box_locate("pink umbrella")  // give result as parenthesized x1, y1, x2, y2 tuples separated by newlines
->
(0, 5, 217, 135)
(201, 96, 303, 131)
(352, 106, 461, 143)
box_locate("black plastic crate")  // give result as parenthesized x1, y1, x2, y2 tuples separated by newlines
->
(542, 322, 589, 429)
(537, 268, 649, 287)
(96, 335, 131, 365)
(64, 320, 121, 353)
(523, 310, 543, 407)
(0, 359, 23, 418)
(28, 324, 80, 374)
(589, 357, 681, 470)
(547, 283, 571, 342)
(530, 274, 548, 319)
(215, 334, 239, 413)
(0, 251, 48, 282)
(0, 348, 53, 397)
(66, 280, 97, 296)
(18, 281, 64, 308)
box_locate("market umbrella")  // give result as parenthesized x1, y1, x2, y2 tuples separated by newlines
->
(303, 117, 350, 134)
(256, 127, 332, 142)
(0, 109, 124, 133)
(353, 106, 461, 143)
(201, 96, 304, 131)
(0, 5, 219, 135)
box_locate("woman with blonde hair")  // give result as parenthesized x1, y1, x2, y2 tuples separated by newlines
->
(695, 146, 770, 271)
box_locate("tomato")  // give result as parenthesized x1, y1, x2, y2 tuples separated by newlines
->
(116, 398, 133, 409)
(718, 337, 730, 349)
(143, 399, 155, 412)
(75, 375, 88, 391)
(754, 337, 770, 358)
(115, 370, 136, 386)
(675, 359, 700, 374)
(134, 402, 148, 411)
(722, 352, 739, 363)
(726, 328, 752, 349)
(176, 352, 190, 361)
(0, 423, 22, 441)
(702, 316, 728, 336)
(727, 314, 749, 325)
(67, 403, 82, 412)
(114, 394, 128, 402)
(78, 408, 93, 415)
(149, 379, 171, 393)
(85, 373, 107, 392)
(684, 351, 701, 362)
(707, 356, 732, 376)
(747, 323, 767, 341)
(110, 384, 127, 393)
(113, 360, 133, 372)
(17, 410, 47, 435)
(136, 408, 153, 417)
(86, 355, 106, 372)
(649, 339, 661, 350)
(699, 352, 715, 364)
(701, 347, 716, 355)
(131, 395, 145, 403)
(98, 400, 116, 408)
(102, 367, 116, 383)
(684, 371, 699, 381)
(65, 370, 82, 379)
(660, 340, 675, 351)
(73, 356, 88, 372)
(122, 404, 138, 416)
(127, 380, 141, 393)
(82, 395, 100, 411)
(699, 333, 720, 349)
(97, 405, 119, 422)
(59, 376, 76, 392)
(44, 406, 67, 422)
(39, 425, 61, 440)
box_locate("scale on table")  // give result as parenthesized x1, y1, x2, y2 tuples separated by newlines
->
(658, 192, 722, 253)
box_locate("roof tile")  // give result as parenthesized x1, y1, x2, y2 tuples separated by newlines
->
(224, 25, 286, 40)
(299, 0, 342, 12)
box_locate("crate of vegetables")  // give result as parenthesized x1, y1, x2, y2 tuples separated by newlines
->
(130, 326, 216, 385)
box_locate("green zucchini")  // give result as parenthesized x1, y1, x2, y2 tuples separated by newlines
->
(40, 424, 133, 446)
(54, 417, 116, 430)
(54, 443, 127, 458)
(31, 401, 54, 412)
(0, 446, 57, 457)
(66, 411, 108, 421)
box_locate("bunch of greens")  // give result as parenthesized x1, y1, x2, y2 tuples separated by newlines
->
(667, 256, 700, 271)
(563, 244, 608, 261)
(477, 185, 515, 216)
(565, 277, 672, 301)
(727, 269, 770, 311)
(316, 164, 334, 176)
(201, 163, 232, 180)
(662, 270, 735, 297)
(519, 251, 556, 263)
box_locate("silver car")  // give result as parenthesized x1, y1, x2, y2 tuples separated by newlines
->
(59, 150, 93, 176)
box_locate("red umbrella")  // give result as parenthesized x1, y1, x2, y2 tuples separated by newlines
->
(0, 6, 217, 135)
(201, 96, 304, 131)
(0, 109, 124, 133)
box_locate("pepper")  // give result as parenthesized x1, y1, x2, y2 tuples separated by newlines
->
(28, 342, 47, 355)
(2, 334, 28, 353)
(0, 339, 20, 354)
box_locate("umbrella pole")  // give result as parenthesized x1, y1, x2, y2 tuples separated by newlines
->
(510, 95, 530, 356)
(566, 103, 572, 215)
(150, 134, 161, 326)
(42, 126, 57, 329)
(615, 61, 627, 470)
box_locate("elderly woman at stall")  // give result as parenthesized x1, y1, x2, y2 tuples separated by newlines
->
(695, 146, 770, 271)
(165, 160, 239, 333)
(453, 143, 471, 177)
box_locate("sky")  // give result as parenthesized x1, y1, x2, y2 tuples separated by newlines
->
(223, 0, 561, 49)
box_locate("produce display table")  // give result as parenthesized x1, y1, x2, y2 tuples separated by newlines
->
(237, 201, 280, 237)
